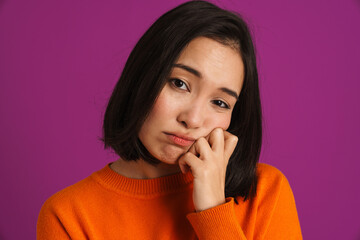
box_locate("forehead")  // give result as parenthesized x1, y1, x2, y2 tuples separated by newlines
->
(174, 37, 244, 92)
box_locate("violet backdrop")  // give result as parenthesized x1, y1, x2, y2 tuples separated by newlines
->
(0, 0, 359, 239)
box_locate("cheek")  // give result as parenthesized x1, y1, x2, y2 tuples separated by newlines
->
(150, 91, 174, 118)
(142, 88, 179, 127)
(208, 114, 232, 132)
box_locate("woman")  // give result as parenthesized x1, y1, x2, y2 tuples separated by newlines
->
(37, 1, 302, 239)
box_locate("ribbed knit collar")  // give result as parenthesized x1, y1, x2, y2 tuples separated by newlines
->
(91, 163, 194, 197)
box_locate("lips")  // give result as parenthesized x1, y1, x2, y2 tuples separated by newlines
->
(165, 133, 195, 147)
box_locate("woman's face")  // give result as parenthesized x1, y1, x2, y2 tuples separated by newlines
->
(139, 37, 244, 165)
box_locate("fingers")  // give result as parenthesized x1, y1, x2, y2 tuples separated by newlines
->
(186, 128, 237, 165)
(193, 137, 212, 160)
(188, 143, 197, 156)
(178, 152, 202, 174)
(223, 131, 238, 161)
(207, 128, 224, 152)
(193, 128, 237, 160)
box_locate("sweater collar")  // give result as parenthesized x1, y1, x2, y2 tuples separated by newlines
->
(91, 163, 194, 196)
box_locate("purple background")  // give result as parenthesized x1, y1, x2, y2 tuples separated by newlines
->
(0, 0, 359, 239)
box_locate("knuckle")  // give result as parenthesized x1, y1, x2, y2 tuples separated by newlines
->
(231, 135, 238, 142)
(198, 137, 207, 144)
(213, 128, 223, 136)
(184, 152, 193, 158)
(215, 128, 223, 133)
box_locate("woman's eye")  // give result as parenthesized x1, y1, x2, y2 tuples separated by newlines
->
(170, 78, 189, 90)
(212, 100, 230, 109)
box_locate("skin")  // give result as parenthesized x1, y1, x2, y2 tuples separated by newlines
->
(110, 36, 244, 212)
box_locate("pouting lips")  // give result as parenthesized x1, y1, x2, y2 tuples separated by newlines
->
(165, 133, 195, 147)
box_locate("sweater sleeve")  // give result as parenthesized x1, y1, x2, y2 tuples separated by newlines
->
(186, 197, 247, 240)
(186, 165, 302, 240)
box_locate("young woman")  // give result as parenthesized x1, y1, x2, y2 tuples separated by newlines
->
(37, 1, 302, 239)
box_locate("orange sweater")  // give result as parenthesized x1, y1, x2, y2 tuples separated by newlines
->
(37, 163, 302, 239)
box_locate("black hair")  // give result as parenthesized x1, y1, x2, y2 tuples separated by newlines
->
(100, 0, 262, 202)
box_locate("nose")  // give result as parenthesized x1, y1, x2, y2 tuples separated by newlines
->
(176, 101, 206, 129)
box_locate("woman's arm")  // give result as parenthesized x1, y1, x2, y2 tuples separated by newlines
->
(186, 164, 302, 240)
(186, 197, 247, 240)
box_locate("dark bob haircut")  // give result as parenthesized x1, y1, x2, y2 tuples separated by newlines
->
(100, 0, 262, 202)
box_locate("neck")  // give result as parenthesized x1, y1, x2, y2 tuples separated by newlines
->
(110, 158, 182, 179)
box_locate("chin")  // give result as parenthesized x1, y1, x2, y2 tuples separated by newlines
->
(156, 149, 186, 164)
(148, 143, 190, 164)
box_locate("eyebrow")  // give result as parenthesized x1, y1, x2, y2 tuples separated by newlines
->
(173, 63, 239, 100)
(173, 63, 201, 78)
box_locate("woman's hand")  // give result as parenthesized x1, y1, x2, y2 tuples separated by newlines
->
(178, 128, 238, 212)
